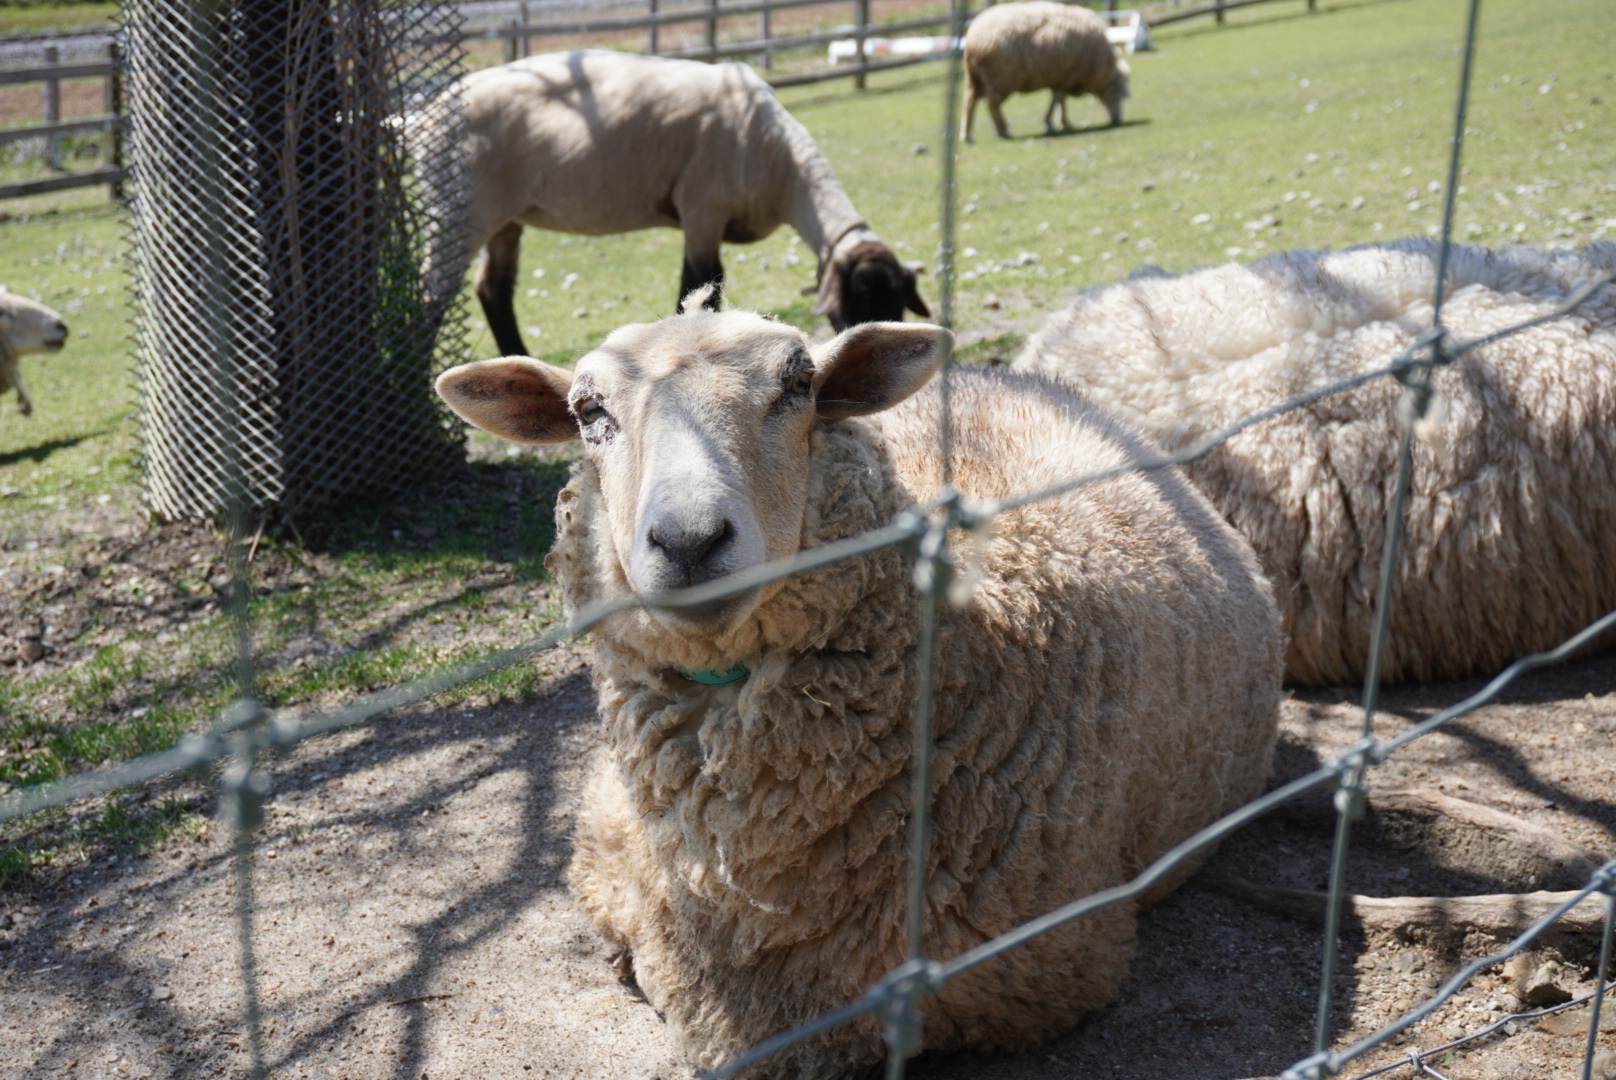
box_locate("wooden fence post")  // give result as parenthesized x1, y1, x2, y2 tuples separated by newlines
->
(649, 0, 659, 55)
(504, 18, 518, 62)
(706, 0, 719, 60)
(106, 41, 123, 200)
(43, 44, 61, 170)
(1215, 0, 1225, 25)
(760, 4, 772, 70)
(854, 0, 869, 89)
(519, 0, 531, 57)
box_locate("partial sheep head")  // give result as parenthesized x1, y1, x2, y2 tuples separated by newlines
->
(814, 239, 931, 332)
(1101, 60, 1131, 127)
(436, 310, 948, 638)
(0, 287, 69, 356)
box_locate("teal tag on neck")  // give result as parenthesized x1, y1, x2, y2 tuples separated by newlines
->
(676, 661, 751, 686)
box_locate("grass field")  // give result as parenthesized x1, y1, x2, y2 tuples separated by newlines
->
(2, 0, 1613, 879)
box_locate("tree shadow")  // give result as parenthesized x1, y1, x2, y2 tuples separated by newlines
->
(0, 429, 112, 468)
(10, 669, 602, 1080)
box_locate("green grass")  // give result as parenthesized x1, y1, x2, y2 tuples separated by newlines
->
(2, 0, 1613, 884)
(0, 2, 118, 36)
(474, 0, 1613, 363)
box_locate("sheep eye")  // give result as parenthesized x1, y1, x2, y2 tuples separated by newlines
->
(574, 398, 609, 426)
(787, 370, 814, 396)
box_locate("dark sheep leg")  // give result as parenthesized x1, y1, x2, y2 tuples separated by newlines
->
(679, 253, 725, 312)
(476, 221, 529, 357)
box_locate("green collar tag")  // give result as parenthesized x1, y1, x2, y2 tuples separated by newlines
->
(676, 661, 751, 686)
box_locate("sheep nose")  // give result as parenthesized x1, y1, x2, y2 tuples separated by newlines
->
(647, 519, 734, 584)
(53, 320, 67, 335)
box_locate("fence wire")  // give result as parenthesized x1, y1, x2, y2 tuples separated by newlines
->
(5, 0, 1616, 1078)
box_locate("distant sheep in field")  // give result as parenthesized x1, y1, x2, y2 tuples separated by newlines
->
(435, 305, 1282, 1078)
(0, 287, 68, 417)
(431, 50, 929, 357)
(1014, 239, 1616, 686)
(962, 0, 1131, 141)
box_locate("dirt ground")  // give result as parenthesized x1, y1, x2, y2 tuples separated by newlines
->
(2, 625, 1614, 1080)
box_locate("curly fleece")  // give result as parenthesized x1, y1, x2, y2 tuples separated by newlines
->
(551, 367, 1282, 1078)
(1015, 240, 1616, 686)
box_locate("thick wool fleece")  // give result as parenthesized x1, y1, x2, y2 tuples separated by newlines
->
(1015, 240, 1616, 686)
(554, 369, 1282, 1078)
(963, 2, 1125, 112)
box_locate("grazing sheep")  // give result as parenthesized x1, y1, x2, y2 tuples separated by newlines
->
(0, 287, 69, 417)
(436, 306, 1282, 1077)
(434, 50, 928, 357)
(1014, 240, 1616, 686)
(962, 1, 1131, 141)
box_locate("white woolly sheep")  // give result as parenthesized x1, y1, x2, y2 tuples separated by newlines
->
(1014, 239, 1616, 686)
(962, 1, 1131, 141)
(431, 50, 929, 357)
(0, 287, 69, 417)
(435, 307, 1281, 1077)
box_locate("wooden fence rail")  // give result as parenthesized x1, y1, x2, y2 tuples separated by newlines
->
(0, 43, 123, 201)
(0, 0, 1326, 202)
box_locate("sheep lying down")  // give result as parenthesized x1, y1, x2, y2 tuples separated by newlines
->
(0, 286, 70, 417)
(437, 308, 1282, 1077)
(1015, 239, 1616, 686)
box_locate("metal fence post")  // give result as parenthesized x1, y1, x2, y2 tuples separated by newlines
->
(519, 0, 531, 57)
(854, 0, 869, 89)
(42, 44, 61, 170)
(760, 2, 772, 70)
(1216, 0, 1226, 25)
(649, 0, 659, 55)
(707, 0, 719, 60)
(106, 40, 124, 200)
(504, 17, 519, 62)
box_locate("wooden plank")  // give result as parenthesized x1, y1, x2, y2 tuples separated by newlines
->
(662, 12, 959, 61)
(767, 50, 946, 89)
(0, 116, 119, 145)
(463, 0, 836, 42)
(0, 167, 124, 200)
(0, 62, 114, 86)
(1149, 0, 1297, 28)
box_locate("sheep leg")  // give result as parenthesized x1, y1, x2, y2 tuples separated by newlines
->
(961, 77, 979, 143)
(679, 251, 725, 312)
(16, 383, 30, 416)
(987, 96, 1012, 140)
(1043, 93, 1065, 136)
(476, 222, 529, 357)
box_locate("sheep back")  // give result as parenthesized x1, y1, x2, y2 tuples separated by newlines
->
(963, 1, 1122, 101)
(1014, 240, 1616, 686)
(560, 368, 1281, 1077)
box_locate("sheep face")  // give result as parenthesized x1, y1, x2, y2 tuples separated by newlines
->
(436, 309, 946, 638)
(0, 288, 69, 356)
(815, 240, 930, 332)
(1099, 61, 1131, 126)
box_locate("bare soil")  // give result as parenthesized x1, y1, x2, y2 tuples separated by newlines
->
(2, 631, 1613, 1080)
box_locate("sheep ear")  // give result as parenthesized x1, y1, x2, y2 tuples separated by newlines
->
(902, 265, 931, 318)
(435, 357, 579, 444)
(811, 323, 949, 421)
(811, 265, 843, 317)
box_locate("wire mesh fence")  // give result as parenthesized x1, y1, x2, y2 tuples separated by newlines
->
(127, 0, 473, 522)
(5, 0, 1616, 1078)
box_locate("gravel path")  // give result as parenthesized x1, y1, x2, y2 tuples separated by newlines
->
(3, 647, 1614, 1080)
